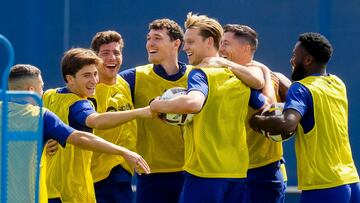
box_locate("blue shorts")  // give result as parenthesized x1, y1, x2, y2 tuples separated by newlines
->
(136, 171, 184, 203)
(246, 160, 286, 203)
(300, 182, 360, 203)
(179, 172, 247, 203)
(94, 165, 132, 203)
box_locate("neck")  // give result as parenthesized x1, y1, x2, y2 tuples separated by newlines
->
(66, 85, 86, 98)
(99, 74, 116, 85)
(306, 64, 326, 77)
(159, 59, 179, 75)
(237, 53, 253, 65)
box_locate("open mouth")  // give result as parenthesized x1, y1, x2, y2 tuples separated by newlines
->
(105, 64, 117, 69)
(87, 86, 95, 91)
(149, 50, 158, 54)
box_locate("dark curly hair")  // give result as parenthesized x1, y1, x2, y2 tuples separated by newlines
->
(298, 32, 333, 64)
(149, 18, 184, 52)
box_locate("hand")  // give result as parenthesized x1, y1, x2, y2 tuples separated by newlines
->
(271, 72, 280, 96)
(46, 139, 59, 156)
(149, 97, 161, 112)
(122, 149, 150, 175)
(139, 106, 156, 119)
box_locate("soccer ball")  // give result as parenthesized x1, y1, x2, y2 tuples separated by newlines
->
(260, 103, 295, 142)
(158, 87, 194, 126)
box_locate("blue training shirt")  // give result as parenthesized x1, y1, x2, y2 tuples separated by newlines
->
(119, 62, 188, 102)
(57, 87, 96, 132)
(187, 69, 265, 109)
(284, 80, 315, 134)
(43, 110, 74, 147)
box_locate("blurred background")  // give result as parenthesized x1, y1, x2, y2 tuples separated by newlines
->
(1, 0, 359, 202)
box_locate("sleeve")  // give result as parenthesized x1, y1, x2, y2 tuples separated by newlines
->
(119, 68, 136, 101)
(249, 89, 265, 110)
(69, 100, 97, 126)
(43, 110, 75, 147)
(187, 69, 209, 98)
(283, 82, 311, 117)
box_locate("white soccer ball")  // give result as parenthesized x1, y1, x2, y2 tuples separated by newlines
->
(260, 102, 295, 142)
(158, 87, 194, 126)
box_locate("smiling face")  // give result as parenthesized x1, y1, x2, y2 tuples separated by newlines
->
(219, 32, 249, 65)
(97, 42, 122, 84)
(66, 64, 99, 98)
(146, 28, 179, 65)
(183, 28, 209, 66)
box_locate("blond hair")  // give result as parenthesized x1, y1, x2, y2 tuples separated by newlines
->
(184, 12, 223, 50)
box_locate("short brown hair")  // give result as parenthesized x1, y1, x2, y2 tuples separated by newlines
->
(91, 30, 124, 53)
(8, 64, 41, 90)
(149, 18, 184, 51)
(223, 24, 258, 52)
(61, 48, 102, 82)
(185, 12, 223, 50)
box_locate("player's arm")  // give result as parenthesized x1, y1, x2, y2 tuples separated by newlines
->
(150, 91, 205, 114)
(86, 106, 154, 129)
(250, 82, 307, 134)
(66, 130, 150, 174)
(250, 109, 300, 134)
(250, 61, 277, 103)
(200, 57, 265, 89)
(272, 72, 292, 102)
(46, 105, 153, 155)
(150, 69, 207, 114)
(43, 110, 150, 174)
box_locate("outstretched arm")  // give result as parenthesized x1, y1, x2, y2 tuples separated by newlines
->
(150, 91, 206, 114)
(86, 106, 154, 129)
(66, 130, 150, 174)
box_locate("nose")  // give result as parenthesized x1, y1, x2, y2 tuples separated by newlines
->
(183, 43, 188, 51)
(146, 39, 155, 48)
(109, 53, 116, 60)
(219, 45, 225, 54)
(92, 73, 99, 84)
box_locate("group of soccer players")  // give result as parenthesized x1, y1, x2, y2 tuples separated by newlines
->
(5, 11, 360, 203)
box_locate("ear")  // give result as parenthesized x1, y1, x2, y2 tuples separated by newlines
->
(207, 37, 214, 48)
(28, 85, 35, 92)
(174, 39, 181, 49)
(244, 44, 252, 54)
(304, 55, 314, 66)
(66, 75, 74, 84)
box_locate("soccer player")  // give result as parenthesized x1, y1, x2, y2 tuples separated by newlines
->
(89, 30, 138, 203)
(120, 18, 266, 203)
(43, 48, 152, 203)
(218, 24, 287, 202)
(119, 18, 191, 203)
(150, 12, 266, 203)
(250, 32, 360, 203)
(5, 64, 150, 203)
